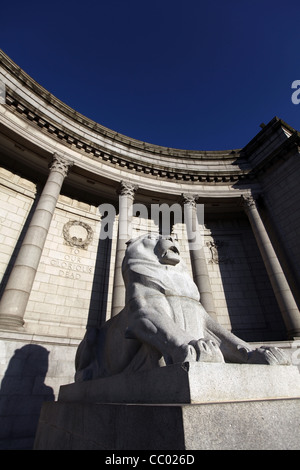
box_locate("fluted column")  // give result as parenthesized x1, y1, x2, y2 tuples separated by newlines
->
(182, 194, 216, 319)
(0, 154, 73, 329)
(111, 181, 137, 317)
(242, 194, 300, 338)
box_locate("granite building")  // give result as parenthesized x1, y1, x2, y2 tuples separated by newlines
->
(0, 49, 300, 449)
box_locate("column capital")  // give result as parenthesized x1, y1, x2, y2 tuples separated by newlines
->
(241, 194, 257, 212)
(117, 180, 138, 198)
(181, 193, 198, 208)
(49, 153, 74, 178)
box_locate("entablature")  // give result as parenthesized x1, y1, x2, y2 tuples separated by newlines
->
(0, 49, 298, 194)
(2, 89, 251, 185)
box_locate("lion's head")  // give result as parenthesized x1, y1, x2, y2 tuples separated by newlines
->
(121, 233, 199, 302)
(123, 234, 181, 268)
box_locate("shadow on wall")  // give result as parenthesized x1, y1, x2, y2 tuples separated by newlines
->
(87, 236, 112, 328)
(0, 344, 54, 450)
(0, 184, 41, 299)
(210, 218, 286, 342)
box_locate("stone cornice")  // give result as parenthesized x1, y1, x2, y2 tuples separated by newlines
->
(3, 90, 250, 184)
(0, 49, 298, 186)
(246, 132, 300, 179)
(0, 50, 240, 159)
(240, 117, 297, 159)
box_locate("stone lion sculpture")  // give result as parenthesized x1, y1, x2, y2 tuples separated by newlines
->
(75, 234, 289, 381)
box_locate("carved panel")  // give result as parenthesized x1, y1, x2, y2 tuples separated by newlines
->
(206, 240, 234, 264)
(63, 220, 93, 250)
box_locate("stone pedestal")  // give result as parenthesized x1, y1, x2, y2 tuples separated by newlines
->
(58, 362, 300, 404)
(34, 363, 300, 450)
(34, 398, 300, 450)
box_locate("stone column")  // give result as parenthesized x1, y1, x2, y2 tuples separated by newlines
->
(0, 154, 73, 329)
(242, 194, 300, 338)
(111, 181, 137, 317)
(182, 194, 216, 319)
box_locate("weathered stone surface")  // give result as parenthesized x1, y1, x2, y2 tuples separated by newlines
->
(60, 362, 300, 404)
(34, 398, 300, 450)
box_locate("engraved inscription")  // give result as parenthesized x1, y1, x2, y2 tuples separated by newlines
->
(50, 248, 93, 280)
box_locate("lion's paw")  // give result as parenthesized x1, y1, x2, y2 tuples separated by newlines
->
(246, 346, 291, 365)
(171, 340, 225, 365)
(171, 344, 198, 364)
(188, 339, 225, 363)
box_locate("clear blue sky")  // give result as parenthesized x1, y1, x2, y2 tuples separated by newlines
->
(0, 0, 299, 150)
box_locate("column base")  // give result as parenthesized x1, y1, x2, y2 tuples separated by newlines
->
(0, 314, 24, 330)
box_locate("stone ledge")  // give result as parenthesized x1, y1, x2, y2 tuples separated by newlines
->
(58, 362, 300, 405)
(0, 329, 81, 346)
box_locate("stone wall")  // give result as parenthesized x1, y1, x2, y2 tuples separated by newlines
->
(261, 151, 300, 307)
(0, 163, 289, 343)
(0, 166, 36, 299)
(204, 217, 286, 341)
(24, 198, 108, 338)
(0, 331, 79, 449)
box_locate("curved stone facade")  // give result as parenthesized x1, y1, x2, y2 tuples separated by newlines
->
(0, 50, 300, 448)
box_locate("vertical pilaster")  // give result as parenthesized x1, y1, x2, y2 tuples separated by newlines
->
(111, 181, 137, 317)
(182, 194, 216, 319)
(0, 154, 73, 330)
(242, 194, 300, 338)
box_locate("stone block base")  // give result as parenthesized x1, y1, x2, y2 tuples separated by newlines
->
(34, 398, 300, 450)
(34, 363, 300, 450)
(58, 362, 300, 404)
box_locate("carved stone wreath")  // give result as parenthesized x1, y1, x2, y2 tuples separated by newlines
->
(63, 220, 93, 250)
